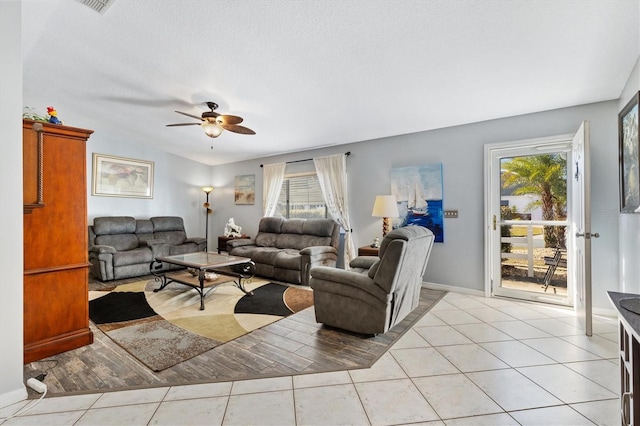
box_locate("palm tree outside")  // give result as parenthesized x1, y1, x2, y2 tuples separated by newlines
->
(501, 154, 567, 248)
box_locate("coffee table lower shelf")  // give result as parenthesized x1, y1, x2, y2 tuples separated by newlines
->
(149, 252, 256, 310)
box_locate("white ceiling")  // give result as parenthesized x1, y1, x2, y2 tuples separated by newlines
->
(22, 0, 639, 166)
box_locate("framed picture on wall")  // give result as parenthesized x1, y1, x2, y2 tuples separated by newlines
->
(92, 153, 154, 198)
(235, 174, 255, 205)
(619, 91, 640, 213)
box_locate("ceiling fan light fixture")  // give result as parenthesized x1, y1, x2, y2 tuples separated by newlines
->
(202, 122, 223, 138)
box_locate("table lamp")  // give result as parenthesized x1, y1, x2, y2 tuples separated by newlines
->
(372, 195, 399, 237)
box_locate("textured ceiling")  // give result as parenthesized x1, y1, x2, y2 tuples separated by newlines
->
(22, 0, 640, 166)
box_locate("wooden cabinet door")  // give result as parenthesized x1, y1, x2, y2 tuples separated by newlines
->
(23, 120, 94, 363)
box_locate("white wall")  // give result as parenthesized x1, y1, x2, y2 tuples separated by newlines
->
(619, 56, 640, 293)
(0, 0, 28, 408)
(87, 135, 213, 243)
(211, 100, 620, 311)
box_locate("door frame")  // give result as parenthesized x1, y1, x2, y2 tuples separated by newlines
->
(484, 134, 574, 303)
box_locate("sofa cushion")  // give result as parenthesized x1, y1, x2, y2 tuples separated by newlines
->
(277, 234, 331, 250)
(229, 245, 259, 258)
(274, 219, 336, 249)
(258, 217, 284, 233)
(280, 219, 305, 234)
(302, 219, 337, 237)
(274, 249, 302, 271)
(151, 216, 185, 232)
(93, 216, 136, 235)
(252, 247, 283, 265)
(95, 234, 139, 251)
(155, 230, 186, 246)
(169, 242, 199, 255)
(113, 247, 153, 266)
(151, 216, 187, 245)
(255, 233, 279, 247)
(135, 219, 154, 245)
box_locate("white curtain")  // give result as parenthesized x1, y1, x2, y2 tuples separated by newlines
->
(262, 162, 286, 217)
(313, 153, 356, 267)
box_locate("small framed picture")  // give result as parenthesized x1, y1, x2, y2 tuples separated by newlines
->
(235, 174, 255, 205)
(618, 91, 640, 213)
(92, 153, 154, 199)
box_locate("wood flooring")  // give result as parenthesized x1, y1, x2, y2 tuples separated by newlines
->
(23, 273, 446, 397)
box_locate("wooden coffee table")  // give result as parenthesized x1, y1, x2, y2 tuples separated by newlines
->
(150, 252, 256, 310)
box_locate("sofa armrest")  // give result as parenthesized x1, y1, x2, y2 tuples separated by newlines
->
(300, 246, 337, 256)
(349, 256, 379, 270)
(88, 245, 117, 255)
(145, 238, 169, 257)
(300, 245, 338, 286)
(310, 266, 388, 302)
(227, 239, 256, 249)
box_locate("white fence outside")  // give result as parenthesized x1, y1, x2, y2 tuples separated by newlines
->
(500, 220, 567, 277)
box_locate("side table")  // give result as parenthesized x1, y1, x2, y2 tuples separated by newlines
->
(217, 235, 250, 254)
(358, 245, 380, 257)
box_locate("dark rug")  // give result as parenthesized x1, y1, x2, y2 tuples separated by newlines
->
(89, 274, 313, 371)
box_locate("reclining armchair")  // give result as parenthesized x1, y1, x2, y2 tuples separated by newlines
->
(310, 226, 435, 335)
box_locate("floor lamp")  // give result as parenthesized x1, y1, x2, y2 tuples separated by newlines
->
(372, 195, 399, 237)
(202, 186, 214, 251)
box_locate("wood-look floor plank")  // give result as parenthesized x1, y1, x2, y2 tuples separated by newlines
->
(24, 278, 445, 397)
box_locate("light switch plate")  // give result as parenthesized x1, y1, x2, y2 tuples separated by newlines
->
(443, 210, 458, 218)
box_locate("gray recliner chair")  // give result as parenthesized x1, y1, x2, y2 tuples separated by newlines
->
(309, 226, 435, 335)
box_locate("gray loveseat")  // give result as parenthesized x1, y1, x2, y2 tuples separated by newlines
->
(226, 217, 340, 286)
(88, 216, 206, 281)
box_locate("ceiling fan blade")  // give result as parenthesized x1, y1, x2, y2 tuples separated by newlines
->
(175, 110, 204, 121)
(166, 123, 202, 127)
(216, 114, 243, 125)
(220, 123, 256, 135)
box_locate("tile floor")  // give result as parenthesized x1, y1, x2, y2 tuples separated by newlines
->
(1, 291, 621, 425)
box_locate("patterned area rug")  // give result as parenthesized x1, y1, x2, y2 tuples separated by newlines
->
(89, 272, 313, 371)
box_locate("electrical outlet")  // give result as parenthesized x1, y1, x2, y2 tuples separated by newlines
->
(443, 210, 458, 218)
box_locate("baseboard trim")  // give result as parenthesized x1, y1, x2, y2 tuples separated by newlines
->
(422, 282, 485, 297)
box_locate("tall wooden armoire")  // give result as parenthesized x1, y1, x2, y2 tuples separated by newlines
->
(23, 119, 94, 363)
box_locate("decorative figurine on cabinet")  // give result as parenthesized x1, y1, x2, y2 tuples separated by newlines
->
(46, 106, 63, 125)
(224, 218, 243, 237)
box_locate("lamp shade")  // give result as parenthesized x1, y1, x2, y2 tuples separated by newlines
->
(202, 122, 223, 138)
(372, 195, 399, 218)
(202, 186, 214, 194)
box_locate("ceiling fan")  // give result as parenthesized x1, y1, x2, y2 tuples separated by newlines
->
(166, 101, 255, 138)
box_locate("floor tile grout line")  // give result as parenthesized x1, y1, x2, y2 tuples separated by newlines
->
(13, 292, 618, 425)
(506, 403, 597, 424)
(559, 360, 621, 395)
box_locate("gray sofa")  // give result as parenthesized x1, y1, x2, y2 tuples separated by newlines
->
(226, 217, 340, 286)
(310, 226, 435, 335)
(88, 216, 206, 281)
